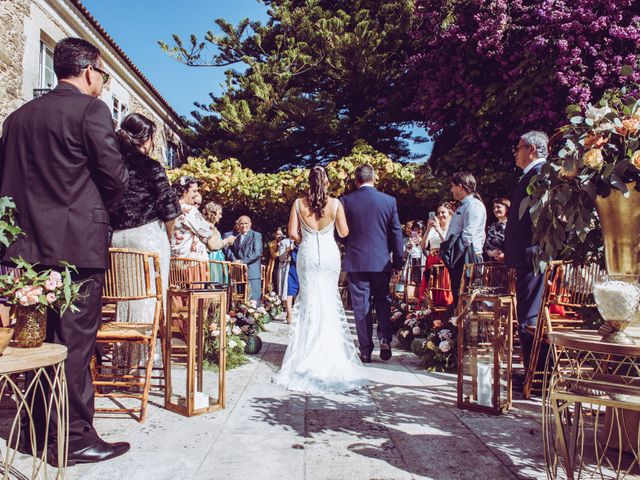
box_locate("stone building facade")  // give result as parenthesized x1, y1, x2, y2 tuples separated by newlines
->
(0, 0, 187, 166)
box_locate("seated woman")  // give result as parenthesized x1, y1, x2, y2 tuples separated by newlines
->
(109, 113, 182, 366)
(418, 202, 455, 308)
(484, 197, 510, 262)
(201, 201, 235, 284)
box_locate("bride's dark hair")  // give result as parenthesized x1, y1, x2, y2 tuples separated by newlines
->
(306, 165, 329, 217)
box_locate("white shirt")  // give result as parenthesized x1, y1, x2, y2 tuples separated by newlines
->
(522, 158, 546, 177)
(445, 195, 487, 255)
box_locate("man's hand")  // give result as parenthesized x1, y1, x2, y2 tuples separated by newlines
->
(225, 235, 236, 245)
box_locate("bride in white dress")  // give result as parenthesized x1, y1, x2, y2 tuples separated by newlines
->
(272, 166, 368, 394)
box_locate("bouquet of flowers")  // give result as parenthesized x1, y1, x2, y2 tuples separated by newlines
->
(263, 291, 283, 321)
(203, 312, 248, 370)
(415, 318, 457, 372)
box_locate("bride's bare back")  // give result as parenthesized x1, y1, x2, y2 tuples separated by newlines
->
(288, 196, 349, 243)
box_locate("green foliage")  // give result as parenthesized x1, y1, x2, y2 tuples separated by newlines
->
(168, 144, 440, 234)
(160, 0, 423, 170)
(0, 197, 22, 249)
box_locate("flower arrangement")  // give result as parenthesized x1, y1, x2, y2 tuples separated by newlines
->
(262, 291, 283, 321)
(0, 258, 82, 315)
(525, 88, 640, 268)
(413, 318, 458, 372)
(203, 311, 248, 370)
(231, 300, 269, 334)
(0, 197, 83, 315)
(397, 308, 432, 350)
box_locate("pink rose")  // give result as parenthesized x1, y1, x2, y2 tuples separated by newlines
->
(46, 292, 57, 303)
(45, 279, 57, 291)
(433, 319, 443, 328)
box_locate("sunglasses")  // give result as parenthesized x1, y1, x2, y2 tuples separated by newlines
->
(81, 64, 110, 83)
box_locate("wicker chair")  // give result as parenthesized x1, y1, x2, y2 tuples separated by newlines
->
(94, 248, 163, 422)
(522, 260, 602, 399)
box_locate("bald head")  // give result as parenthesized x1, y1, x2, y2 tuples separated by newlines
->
(237, 216, 252, 234)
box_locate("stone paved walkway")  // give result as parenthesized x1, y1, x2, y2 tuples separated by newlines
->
(10, 317, 546, 480)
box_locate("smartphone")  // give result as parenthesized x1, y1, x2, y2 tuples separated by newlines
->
(410, 231, 419, 241)
(428, 211, 436, 220)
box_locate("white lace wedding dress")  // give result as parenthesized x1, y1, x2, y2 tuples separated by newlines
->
(272, 199, 368, 394)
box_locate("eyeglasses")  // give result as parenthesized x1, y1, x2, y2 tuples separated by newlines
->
(81, 64, 110, 83)
(512, 144, 530, 155)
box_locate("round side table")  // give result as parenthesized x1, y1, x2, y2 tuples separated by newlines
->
(543, 331, 640, 479)
(0, 343, 68, 479)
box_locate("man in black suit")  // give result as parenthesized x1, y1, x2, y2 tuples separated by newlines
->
(0, 38, 130, 463)
(504, 131, 548, 376)
(341, 164, 404, 362)
(228, 215, 263, 303)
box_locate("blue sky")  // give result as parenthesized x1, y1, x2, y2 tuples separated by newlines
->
(81, 0, 432, 160)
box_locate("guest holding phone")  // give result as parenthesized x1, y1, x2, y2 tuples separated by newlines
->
(418, 202, 455, 308)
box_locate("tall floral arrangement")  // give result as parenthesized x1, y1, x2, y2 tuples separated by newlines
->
(524, 88, 640, 268)
(409, 0, 640, 177)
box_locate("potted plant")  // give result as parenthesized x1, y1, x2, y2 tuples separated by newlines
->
(0, 196, 83, 347)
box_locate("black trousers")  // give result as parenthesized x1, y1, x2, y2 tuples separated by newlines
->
(514, 267, 545, 370)
(348, 271, 393, 356)
(27, 268, 104, 451)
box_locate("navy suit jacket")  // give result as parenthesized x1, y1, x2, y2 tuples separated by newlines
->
(341, 186, 404, 272)
(504, 163, 543, 269)
(228, 229, 263, 280)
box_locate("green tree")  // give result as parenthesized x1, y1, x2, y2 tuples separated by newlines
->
(160, 0, 422, 171)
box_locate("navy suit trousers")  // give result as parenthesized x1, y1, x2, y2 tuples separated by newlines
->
(348, 272, 393, 356)
(515, 267, 545, 369)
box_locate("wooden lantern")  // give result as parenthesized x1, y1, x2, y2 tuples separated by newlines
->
(457, 291, 514, 415)
(165, 288, 227, 416)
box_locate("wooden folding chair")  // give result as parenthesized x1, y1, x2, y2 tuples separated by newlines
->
(403, 263, 425, 305)
(94, 248, 163, 422)
(168, 257, 209, 289)
(423, 262, 454, 317)
(228, 262, 249, 305)
(522, 260, 602, 399)
(209, 259, 232, 309)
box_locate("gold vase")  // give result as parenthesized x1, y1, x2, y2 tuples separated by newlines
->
(13, 305, 47, 348)
(594, 182, 640, 342)
(594, 182, 640, 276)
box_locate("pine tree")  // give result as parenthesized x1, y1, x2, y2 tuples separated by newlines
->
(160, 0, 422, 171)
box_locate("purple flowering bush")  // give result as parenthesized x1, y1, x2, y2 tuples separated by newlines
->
(409, 0, 640, 176)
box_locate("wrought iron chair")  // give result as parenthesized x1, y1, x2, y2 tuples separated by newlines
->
(523, 260, 602, 399)
(93, 248, 163, 422)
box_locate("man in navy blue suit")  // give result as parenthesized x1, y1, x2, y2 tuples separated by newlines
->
(228, 215, 263, 303)
(504, 131, 549, 376)
(341, 164, 404, 362)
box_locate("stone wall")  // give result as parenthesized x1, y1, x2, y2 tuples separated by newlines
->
(0, 0, 30, 128)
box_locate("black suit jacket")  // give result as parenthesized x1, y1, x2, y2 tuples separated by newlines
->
(228, 229, 263, 280)
(341, 186, 404, 272)
(504, 163, 543, 269)
(0, 83, 128, 269)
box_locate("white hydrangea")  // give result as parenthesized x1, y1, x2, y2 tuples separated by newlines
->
(439, 340, 451, 353)
(438, 329, 452, 340)
(232, 326, 242, 335)
(229, 340, 237, 349)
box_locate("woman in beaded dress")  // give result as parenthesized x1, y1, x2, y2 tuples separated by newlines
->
(109, 113, 182, 367)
